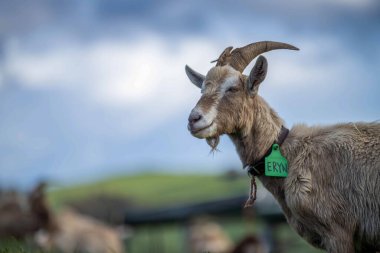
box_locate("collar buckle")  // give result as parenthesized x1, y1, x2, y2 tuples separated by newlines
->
(245, 165, 261, 177)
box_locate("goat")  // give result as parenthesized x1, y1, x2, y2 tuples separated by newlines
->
(187, 218, 233, 253)
(231, 235, 268, 253)
(185, 41, 380, 253)
(0, 183, 53, 239)
(35, 207, 125, 253)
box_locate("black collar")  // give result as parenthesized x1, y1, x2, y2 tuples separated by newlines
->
(244, 126, 289, 177)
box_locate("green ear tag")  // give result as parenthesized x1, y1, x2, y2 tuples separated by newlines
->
(265, 144, 288, 177)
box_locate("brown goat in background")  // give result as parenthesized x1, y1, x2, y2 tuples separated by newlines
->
(231, 235, 268, 253)
(0, 183, 53, 239)
(185, 41, 380, 253)
(35, 207, 125, 253)
(0, 183, 125, 253)
(187, 217, 233, 253)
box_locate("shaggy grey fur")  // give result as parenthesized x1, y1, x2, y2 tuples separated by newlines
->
(230, 109, 380, 253)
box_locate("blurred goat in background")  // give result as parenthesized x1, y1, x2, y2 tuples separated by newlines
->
(0, 183, 53, 240)
(0, 182, 126, 253)
(35, 207, 126, 253)
(187, 217, 233, 253)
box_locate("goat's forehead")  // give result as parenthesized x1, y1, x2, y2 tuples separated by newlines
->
(204, 66, 240, 87)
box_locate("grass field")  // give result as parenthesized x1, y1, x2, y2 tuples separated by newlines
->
(1, 172, 323, 253)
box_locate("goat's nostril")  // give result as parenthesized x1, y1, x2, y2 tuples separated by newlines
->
(193, 114, 202, 122)
(188, 111, 202, 124)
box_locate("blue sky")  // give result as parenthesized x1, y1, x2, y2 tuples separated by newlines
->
(0, 0, 379, 188)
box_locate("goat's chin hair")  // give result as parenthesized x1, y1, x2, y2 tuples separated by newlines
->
(206, 136, 220, 153)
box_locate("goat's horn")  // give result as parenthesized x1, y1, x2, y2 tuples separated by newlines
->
(213, 46, 233, 65)
(217, 41, 299, 73)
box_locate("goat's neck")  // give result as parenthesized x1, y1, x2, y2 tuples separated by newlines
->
(228, 96, 290, 209)
(229, 95, 283, 165)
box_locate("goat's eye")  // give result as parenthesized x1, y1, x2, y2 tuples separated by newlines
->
(226, 87, 239, 93)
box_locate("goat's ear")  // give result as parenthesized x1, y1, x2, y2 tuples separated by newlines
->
(30, 182, 47, 199)
(247, 56, 268, 95)
(185, 65, 205, 89)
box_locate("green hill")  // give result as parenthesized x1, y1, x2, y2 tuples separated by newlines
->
(48, 172, 250, 208)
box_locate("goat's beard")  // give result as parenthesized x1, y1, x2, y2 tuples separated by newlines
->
(206, 136, 220, 152)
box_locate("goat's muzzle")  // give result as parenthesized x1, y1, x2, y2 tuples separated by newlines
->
(187, 108, 215, 138)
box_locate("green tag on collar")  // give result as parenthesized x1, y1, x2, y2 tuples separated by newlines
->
(265, 144, 288, 177)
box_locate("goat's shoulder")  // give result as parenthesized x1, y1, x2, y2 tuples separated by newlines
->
(282, 124, 361, 206)
(282, 122, 380, 212)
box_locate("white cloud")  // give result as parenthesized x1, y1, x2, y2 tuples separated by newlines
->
(3, 34, 373, 137)
(6, 46, 74, 88)
(242, 37, 371, 93)
(5, 35, 363, 94)
(3, 35, 220, 135)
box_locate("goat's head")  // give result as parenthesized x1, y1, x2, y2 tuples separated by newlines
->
(185, 41, 298, 149)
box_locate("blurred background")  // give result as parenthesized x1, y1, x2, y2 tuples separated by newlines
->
(0, 0, 379, 252)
